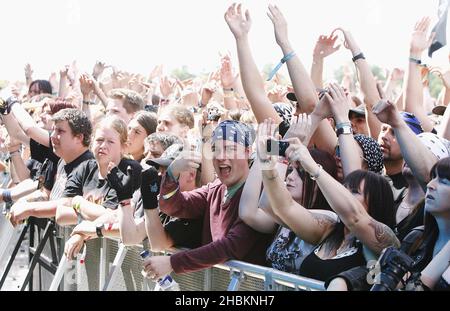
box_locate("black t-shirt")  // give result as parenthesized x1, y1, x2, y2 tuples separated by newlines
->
(63, 158, 142, 210)
(30, 137, 59, 164)
(389, 172, 408, 190)
(45, 149, 94, 191)
(26, 159, 42, 181)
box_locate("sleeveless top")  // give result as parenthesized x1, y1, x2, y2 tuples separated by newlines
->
(299, 233, 366, 282)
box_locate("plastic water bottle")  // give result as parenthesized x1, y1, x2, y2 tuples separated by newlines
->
(140, 250, 180, 291)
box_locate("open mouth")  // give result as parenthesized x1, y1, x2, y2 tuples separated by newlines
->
(218, 165, 231, 177)
(426, 194, 435, 201)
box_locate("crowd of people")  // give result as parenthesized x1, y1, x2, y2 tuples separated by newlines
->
(0, 3, 449, 291)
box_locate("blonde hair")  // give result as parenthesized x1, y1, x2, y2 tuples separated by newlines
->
(94, 116, 128, 146)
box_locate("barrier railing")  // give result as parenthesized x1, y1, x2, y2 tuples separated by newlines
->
(47, 237, 324, 291)
(2, 226, 326, 291)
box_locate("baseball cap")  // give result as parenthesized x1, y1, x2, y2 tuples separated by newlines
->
(349, 104, 366, 117)
(146, 143, 184, 168)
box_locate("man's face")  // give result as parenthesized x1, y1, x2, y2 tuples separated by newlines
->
(350, 114, 369, 136)
(156, 111, 187, 138)
(378, 124, 402, 161)
(212, 140, 249, 187)
(144, 141, 165, 160)
(106, 99, 132, 123)
(51, 120, 82, 160)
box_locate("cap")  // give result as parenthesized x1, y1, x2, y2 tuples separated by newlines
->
(146, 143, 184, 168)
(432, 105, 447, 116)
(417, 133, 450, 160)
(399, 112, 424, 135)
(349, 104, 366, 117)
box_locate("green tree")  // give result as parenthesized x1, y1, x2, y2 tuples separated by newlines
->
(170, 66, 195, 81)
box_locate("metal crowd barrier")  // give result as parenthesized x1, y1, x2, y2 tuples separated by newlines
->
(47, 237, 325, 291)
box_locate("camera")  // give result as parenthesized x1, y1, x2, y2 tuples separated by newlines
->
(370, 246, 415, 291)
(266, 138, 290, 157)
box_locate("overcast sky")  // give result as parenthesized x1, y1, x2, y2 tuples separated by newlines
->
(0, 0, 446, 82)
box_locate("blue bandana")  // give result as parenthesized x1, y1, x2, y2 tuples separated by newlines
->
(211, 120, 255, 148)
(400, 112, 424, 135)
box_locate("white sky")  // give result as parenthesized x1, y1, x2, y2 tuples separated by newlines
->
(0, 0, 447, 82)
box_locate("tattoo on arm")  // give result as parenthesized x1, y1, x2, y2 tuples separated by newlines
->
(312, 213, 336, 229)
(368, 221, 400, 249)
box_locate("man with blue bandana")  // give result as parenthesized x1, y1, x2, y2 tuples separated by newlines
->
(141, 120, 271, 280)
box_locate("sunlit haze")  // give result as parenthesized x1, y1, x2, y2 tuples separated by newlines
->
(0, 0, 447, 82)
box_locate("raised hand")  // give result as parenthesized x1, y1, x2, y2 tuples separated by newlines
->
(140, 166, 160, 210)
(389, 68, 405, 82)
(149, 65, 163, 82)
(92, 61, 107, 80)
(313, 34, 341, 60)
(331, 28, 361, 56)
(372, 83, 402, 128)
(283, 113, 313, 145)
(267, 85, 287, 103)
(410, 17, 436, 57)
(169, 150, 202, 179)
(267, 4, 289, 47)
(284, 137, 317, 173)
(79, 74, 95, 97)
(430, 67, 450, 89)
(24, 63, 33, 82)
(257, 118, 279, 171)
(106, 165, 137, 203)
(60, 65, 70, 79)
(311, 89, 334, 121)
(159, 76, 176, 99)
(323, 83, 351, 124)
(220, 54, 238, 89)
(224, 3, 252, 40)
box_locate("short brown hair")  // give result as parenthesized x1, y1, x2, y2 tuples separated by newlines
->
(160, 104, 194, 129)
(110, 89, 145, 114)
(52, 109, 92, 147)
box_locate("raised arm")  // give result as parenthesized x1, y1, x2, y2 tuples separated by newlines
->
(10, 101, 50, 147)
(311, 34, 341, 89)
(224, 3, 281, 124)
(404, 17, 436, 132)
(324, 83, 363, 176)
(267, 4, 318, 114)
(334, 28, 382, 139)
(159, 150, 208, 218)
(239, 160, 278, 234)
(373, 86, 438, 186)
(257, 119, 336, 245)
(285, 137, 399, 254)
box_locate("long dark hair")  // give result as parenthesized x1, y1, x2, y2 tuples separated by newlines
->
(322, 170, 395, 256)
(409, 158, 450, 254)
(297, 148, 338, 211)
(29, 80, 53, 95)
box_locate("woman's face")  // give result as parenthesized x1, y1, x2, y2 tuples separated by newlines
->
(38, 103, 53, 131)
(127, 119, 147, 158)
(425, 173, 450, 215)
(93, 127, 124, 166)
(347, 180, 368, 211)
(285, 165, 304, 203)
